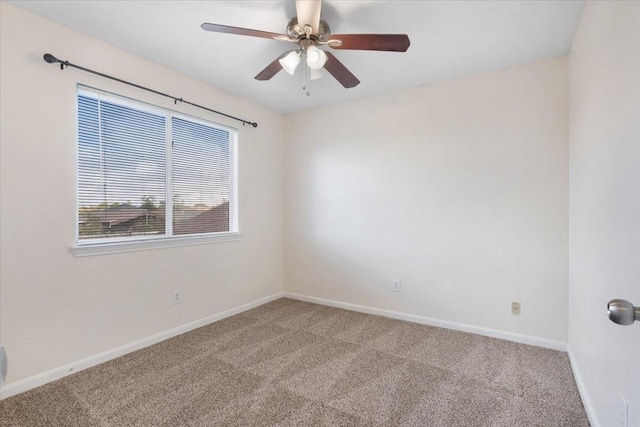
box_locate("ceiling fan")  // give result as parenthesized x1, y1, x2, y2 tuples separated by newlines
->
(201, 0, 410, 89)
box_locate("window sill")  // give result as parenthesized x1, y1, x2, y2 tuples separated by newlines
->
(72, 232, 241, 257)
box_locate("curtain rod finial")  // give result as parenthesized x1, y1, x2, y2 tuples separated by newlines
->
(43, 53, 58, 64)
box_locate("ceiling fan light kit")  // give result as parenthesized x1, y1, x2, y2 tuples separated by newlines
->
(279, 50, 301, 75)
(306, 45, 327, 70)
(201, 0, 410, 89)
(309, 67, 326, 81)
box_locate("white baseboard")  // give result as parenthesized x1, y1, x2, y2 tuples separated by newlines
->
(284, 292, 567, 352)
(567, 347, 599, 427)
(2, 291, 569, 401)
(0, 292, 284, 400)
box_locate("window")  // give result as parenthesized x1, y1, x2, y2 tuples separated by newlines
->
(75, 87, 238, 255)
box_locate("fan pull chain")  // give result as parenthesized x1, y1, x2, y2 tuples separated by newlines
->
(301, 51, 311, 97)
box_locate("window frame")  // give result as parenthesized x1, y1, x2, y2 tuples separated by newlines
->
(73, 86, 240, 257)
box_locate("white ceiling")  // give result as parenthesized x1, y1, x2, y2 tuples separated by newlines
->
(9, 0, 584, 114)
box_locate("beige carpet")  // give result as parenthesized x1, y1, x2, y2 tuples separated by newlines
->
(0, 298, 589, 426)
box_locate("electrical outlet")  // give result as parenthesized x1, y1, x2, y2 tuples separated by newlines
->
(392, 279, 401, 292)
(172, 289, 182, 305)
(619, 395, 628, 427)
(511, 302, 521, 315)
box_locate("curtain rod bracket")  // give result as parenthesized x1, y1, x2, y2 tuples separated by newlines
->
(43, 53, 258, 128)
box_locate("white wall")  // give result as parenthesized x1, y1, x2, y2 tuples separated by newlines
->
(568, 1, 640, 426)
(0, 3, 284, 387)
(285, 57, 569, 342)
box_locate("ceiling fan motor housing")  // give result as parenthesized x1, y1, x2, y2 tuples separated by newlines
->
(286, 17, 331, 43)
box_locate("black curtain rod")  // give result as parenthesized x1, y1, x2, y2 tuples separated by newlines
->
(43, 53, 258, 128)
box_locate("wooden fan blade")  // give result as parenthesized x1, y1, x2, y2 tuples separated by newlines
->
(254, 53, 288, 81)
(201, 23, 288, 40)
(324, 52, 360, 88)
(295, 0, 322, 35)
(329, 34, 410, 52)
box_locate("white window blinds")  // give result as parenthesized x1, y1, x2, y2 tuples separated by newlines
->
(77, 88, 237, 245)
(172, 117, 231, 235)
